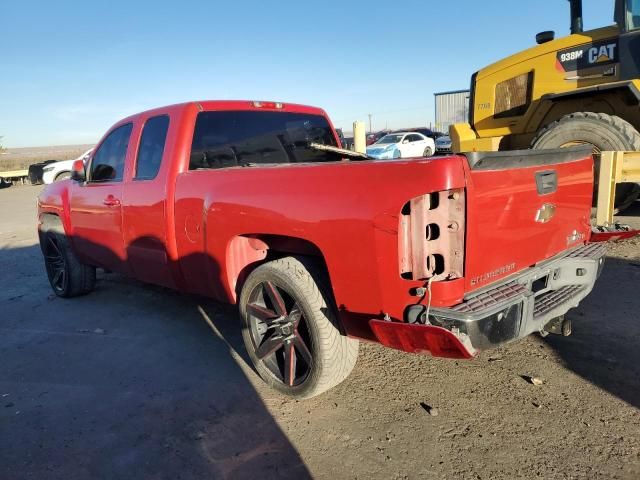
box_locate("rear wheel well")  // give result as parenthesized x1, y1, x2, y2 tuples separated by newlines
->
(227, 234, 331, 302)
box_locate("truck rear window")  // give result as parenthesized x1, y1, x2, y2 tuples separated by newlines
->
(189, 110, 339, 169)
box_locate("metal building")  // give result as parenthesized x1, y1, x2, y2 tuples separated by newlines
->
(434, 90, 470, 135)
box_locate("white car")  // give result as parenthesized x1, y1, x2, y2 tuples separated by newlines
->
(366, 132, 435, 160)
(42, 148, 93, 184)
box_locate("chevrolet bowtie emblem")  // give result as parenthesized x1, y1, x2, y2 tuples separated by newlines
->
(535, 203, 556, 223)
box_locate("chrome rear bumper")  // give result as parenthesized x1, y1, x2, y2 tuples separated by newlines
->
(428, 243, 606, 352)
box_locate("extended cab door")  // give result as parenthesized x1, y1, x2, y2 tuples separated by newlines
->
(69, 123, 132, 272)
(121, 114, 175, 288)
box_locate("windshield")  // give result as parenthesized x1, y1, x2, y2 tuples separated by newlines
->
(376, 134, 403, 145)
(190, 111, 338, 169)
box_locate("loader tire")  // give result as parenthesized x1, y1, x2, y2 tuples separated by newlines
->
(531, 112, 640, 212)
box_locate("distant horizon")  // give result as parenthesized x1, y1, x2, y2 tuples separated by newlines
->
(2, 143, 95, 151)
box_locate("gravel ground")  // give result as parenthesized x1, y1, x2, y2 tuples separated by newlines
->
(1, 185, 639, 480)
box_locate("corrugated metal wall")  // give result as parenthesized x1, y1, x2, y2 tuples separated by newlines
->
(434, 90, 470, 134)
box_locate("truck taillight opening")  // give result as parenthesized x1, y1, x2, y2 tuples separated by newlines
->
(399, 189, 465, 281)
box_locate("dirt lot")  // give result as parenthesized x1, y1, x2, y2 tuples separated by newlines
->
(1, 185, 639, 480)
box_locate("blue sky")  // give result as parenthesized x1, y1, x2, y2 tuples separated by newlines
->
(1, 0, 612, 147)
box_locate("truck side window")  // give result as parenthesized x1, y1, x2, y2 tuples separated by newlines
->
(189, 110, 338, 170)
(90, 123, 133, 182)
(135, 115, 169, 180)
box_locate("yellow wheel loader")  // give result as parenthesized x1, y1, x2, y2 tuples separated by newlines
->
(451, 0, 640, 209)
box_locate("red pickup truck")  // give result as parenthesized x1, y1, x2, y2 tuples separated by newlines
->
(37, 100, 619, 398)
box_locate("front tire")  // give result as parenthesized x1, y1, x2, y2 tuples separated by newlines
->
(531, 112, 640, 211)
(239, 257, 358, 399)
(40, 227, 96, 298)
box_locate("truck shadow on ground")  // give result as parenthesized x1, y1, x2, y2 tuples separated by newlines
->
(0, 242, 310, 480)
(3, 228, 640, 478)
(544, 255, 640, 410)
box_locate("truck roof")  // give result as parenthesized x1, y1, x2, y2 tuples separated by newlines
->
(117, 100, 329, 124)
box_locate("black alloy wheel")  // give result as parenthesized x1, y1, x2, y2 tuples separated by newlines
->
(246, 280, 313, 387)
(44, 233, 68, 294)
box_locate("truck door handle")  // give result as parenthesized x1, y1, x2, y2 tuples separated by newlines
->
(103, 196, 121, 207)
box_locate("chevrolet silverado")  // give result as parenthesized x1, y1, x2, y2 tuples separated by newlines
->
(37, 100, 627, 398)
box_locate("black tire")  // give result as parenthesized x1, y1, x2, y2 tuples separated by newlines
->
(55, 171, 71, 181)
(239, 257, 358, 399)
(423, 146, 433, 157)
(40, 222, 96, 298)
(531, 112, 640, 211)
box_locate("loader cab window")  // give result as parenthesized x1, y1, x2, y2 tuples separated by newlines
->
(89, 123, 133, 182)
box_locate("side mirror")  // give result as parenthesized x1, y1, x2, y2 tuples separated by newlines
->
(71, 159, 86, 182)
(536, 31, 555, 44)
